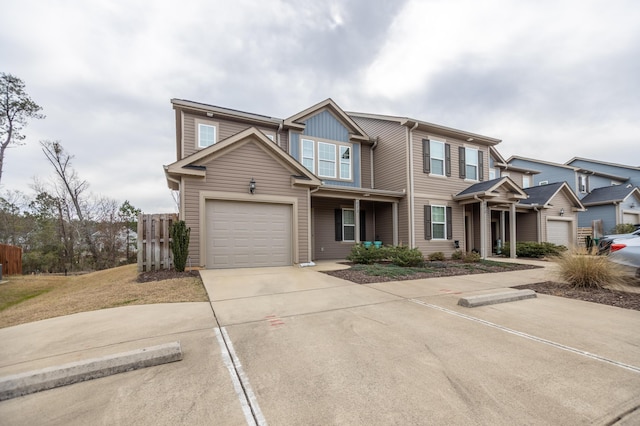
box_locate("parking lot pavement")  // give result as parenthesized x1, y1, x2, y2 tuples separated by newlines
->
(205, 265, 640, 425)
(0, 303, 250, 425)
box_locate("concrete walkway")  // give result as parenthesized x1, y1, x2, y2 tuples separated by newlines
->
(1, 260, 639, 425)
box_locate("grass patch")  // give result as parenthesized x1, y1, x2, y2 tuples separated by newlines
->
(0, 265, 209, 329)
(352, 263, 433, 278)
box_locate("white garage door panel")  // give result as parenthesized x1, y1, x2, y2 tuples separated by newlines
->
(206, 201, 292, 268)
(547, 220, 571, 247)
(623, 213, 639, 224)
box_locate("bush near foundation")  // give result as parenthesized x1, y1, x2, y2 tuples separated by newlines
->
(346, 244, 387, 265)
(502, 241, 566, 258)
(428, 252, 446, 261)
(391, 246, 425, 267)
(347, 244, 425, 267)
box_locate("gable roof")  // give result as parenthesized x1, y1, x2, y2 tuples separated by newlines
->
(519, 182, 584, 210)
(164, 127, 321, 187)
(284, 98, 369, 142)
(566, 157, 640, 172)
(508, 155, 578, 171)
(453, 176, 528, 201)
(171, 98, 282, 126)
(580, 185, 640, 206)
(348, 111, 501, 146)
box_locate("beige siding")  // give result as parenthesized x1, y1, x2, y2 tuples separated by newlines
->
(415, 197, 465, 257)
(312, 198, 355, 260)
(352, 117, 407, 192)
(182, 139, 309, 266)
(373, 203, 393, 245)
(540, 192, 576, 245)
(516, 212, 538, 242)
(360, 144, 372, 189)
(181, 113, 282, 159)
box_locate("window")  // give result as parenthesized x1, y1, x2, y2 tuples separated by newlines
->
(539, 180, 548, 186)
(459, 147, 483, 180)
(522, 175, 531, 188)
(466, 147, 478, 180)
(198, 123, 217, 148)
(489, 168, 498, 180)
(430, 141, 445, 176)
(342, 209, 355, 242)
(431, 206, 446, 239)
(265, 133, 275, 142)
(579, 175, 587, 193)
(302, 139, 314, 173)
(318, 142, 336, 178)
(340, 146, 351, 179)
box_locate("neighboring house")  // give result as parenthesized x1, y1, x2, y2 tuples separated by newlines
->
(517, 182, 585, 247)
(579, 185, 640, 233)
(508, 155, 640, 233)
(164, 98, 580, 269)
(489, 147, 539, 189)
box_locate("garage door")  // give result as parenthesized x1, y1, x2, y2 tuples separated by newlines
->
(623, 212, 639, 225)
(547, 220, 571, 247)
(206, 201, 292, 269)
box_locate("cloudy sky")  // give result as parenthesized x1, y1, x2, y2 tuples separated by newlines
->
(2, 0, 639, 213)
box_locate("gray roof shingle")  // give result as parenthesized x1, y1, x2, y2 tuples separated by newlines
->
(520, 182, 564, 205)
(581, 184, 637, 205)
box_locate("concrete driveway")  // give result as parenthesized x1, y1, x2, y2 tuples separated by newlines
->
(202, 262, 640, 425)
(1, 262, 639, 425)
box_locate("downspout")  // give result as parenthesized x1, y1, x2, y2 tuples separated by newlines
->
(370, 137, 378, 189)
(277, 122, 283, 148)
(408, 122, 419, 247)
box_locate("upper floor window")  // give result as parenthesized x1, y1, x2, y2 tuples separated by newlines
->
(489, 167, 498, 180)
(579, 175, 588, 193)
(198, 123, 217, 148)
(340, 146, 351, 180)
(423, 139, 450, 176)
(302, 139, 314, 173)
(300, 138, 352, 181)
(318, 142, 336, 178)
(522, 175, 531, 188)
(459, 146, 484, 181)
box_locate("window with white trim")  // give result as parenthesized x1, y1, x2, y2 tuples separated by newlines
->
(318, 142, 337, 178)
(579, 175, 587, 193)
(301, 139, 314, 173)
(430, 140, 445, 176)
(342, 209, 355, 242)
(465, 147, 478, 180)
(489, 168, 498, 180)
(432, 206, 446, 239)
(198, 123, 217, 148)
(340, 146, 351, 179)
(522, 175, 531, 188)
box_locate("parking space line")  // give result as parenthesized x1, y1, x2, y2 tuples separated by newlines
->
(214, 328, 267, 425)
(409, 299, 640, 374)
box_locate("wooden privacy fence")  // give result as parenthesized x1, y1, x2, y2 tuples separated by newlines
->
(0, 244, 23, 276)
(137, 213, 177, 272)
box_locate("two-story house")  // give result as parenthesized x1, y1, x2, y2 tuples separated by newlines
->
(164, 98, 581, 269)
(508, 156, 640, 233)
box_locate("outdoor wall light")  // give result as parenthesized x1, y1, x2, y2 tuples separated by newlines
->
(560, 208, 565, 216)
(249, 177, 256, 194)
(454, 240, 460, 249)
(631, 202, 636, 209)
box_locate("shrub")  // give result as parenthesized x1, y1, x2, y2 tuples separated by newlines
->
(463, 252, 481, 263)
(556, 247, 624, 288)
(347, 244, 387, 265)
(502, 241, 566, 258)
(389, 246, 425, 267)
(610, 223, 636, 234)
(450, 250, 464, 260)
(170, 220, 191, 272)
(428, 251, 445, 261)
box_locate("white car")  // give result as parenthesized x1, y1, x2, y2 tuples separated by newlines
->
(609, 236, 640, 278)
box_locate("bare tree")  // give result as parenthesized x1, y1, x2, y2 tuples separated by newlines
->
(41, 140, 99, 266)
(0, 73, 44, 184)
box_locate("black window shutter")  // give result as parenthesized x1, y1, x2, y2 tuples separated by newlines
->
(586, 176, 590, 192)
(360, 210, 366, 241)
(423, 139, 430, 174)
(459, 147, 466, 179)
(478, 151, 484, 181)
(424, 205, 432, 240)
(445, 143, 451, 177)
(334, 209, 342, 241)
(446, 207, 453, 240)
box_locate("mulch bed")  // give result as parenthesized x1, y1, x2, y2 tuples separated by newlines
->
(136, 269, 200, 283)
(324, 261, 640, 311)
(512, 282, 640, 311)
(323, 261, 541, 284)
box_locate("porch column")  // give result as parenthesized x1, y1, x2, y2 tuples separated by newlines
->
(500, 210, 506, 253)
(480, 200, 487, 259)
(392, 202, 399, 246)
(509, 202, 517, 258)
(354, 199, 361, 243)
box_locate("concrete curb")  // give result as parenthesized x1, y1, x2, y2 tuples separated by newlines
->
(0, 341, 183, 401)
(458, 289, 537, 308)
